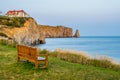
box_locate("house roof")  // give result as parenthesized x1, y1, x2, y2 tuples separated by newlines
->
(6, 10, 27, 15)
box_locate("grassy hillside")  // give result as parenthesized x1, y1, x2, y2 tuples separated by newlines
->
(0, 16, 29, 27)
(0, 44, 120, 80)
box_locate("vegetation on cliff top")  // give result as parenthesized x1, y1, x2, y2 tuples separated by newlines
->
(0, 16, 29, 28)
(0, 32, 8, 37)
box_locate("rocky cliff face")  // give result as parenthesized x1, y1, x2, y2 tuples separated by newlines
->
(0, 17, 45, 45)
(74, 29, 80, 38)
(0, 16, 74, 45)
(38, 25, 73, 38)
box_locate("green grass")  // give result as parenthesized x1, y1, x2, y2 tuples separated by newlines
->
(0, 44, 120, 80)
(0, 16, 29, 27)
(0, 39, 17, 48)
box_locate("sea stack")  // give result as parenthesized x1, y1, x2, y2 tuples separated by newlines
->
(74, 29, 80, 38)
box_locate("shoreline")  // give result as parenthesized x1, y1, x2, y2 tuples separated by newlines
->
(40, 48, 120, 65)
(37, 37, 120, 64)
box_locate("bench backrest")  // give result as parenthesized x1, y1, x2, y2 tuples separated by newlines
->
(17, 45, 38, 62)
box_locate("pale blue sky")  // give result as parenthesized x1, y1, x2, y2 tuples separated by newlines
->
(1, 0, 120, 36)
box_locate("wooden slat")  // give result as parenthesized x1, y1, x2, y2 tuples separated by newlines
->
(17, 44, 48, 69)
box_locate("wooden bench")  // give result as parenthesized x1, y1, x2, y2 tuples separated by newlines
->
(17, 44, 48, 69)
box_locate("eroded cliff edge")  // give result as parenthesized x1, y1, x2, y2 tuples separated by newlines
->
(0, 16, 74, 45)
(0, 17, 45, 45)
(38, 25, 73, 38)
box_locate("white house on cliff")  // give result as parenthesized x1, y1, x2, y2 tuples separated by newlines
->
(6, 10, 30, 17)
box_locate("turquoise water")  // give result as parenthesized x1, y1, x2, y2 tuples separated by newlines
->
(37, 36, 120, 62)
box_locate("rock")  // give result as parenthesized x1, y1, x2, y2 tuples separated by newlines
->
(74, 29, 80, 38)
(38, 25, 73, 38)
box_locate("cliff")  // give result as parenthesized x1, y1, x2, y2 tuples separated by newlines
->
(0, 17, 45, 45)
(38, 25, 73, 38)
(0, 16, 74, 45)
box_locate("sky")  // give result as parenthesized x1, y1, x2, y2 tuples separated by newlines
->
(1, 0, 120, 36)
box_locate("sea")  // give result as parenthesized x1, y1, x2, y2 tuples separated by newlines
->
(36, 36, 120, 63)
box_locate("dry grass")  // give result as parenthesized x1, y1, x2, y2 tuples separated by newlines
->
(55, 49, 90, 58)
(47, 49, 120, 71)
(54, 49, 90, 64)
